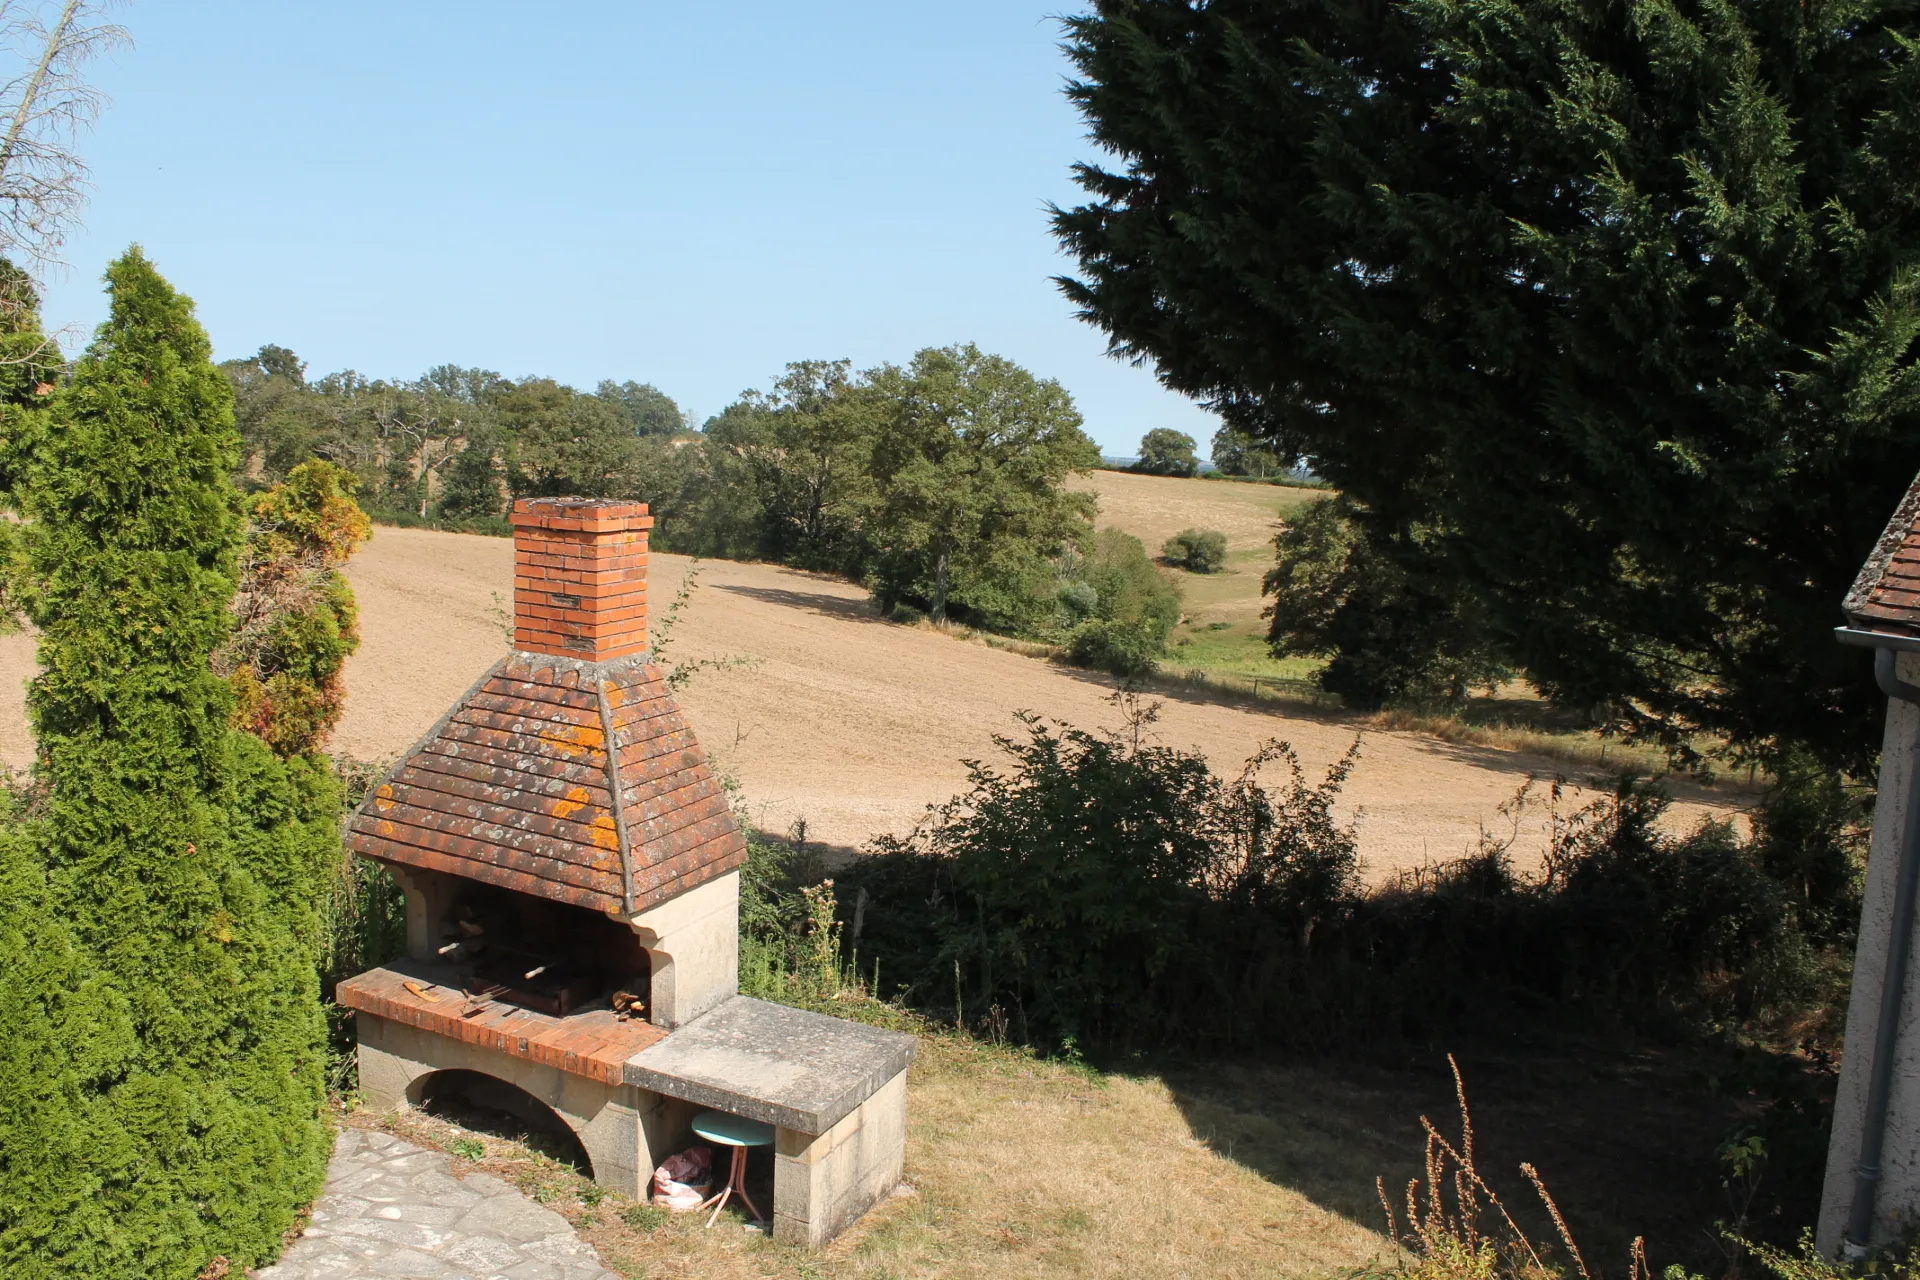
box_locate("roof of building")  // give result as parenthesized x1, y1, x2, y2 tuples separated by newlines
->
(1845, 469, 1920, 640)
(345, 650, 746, 917)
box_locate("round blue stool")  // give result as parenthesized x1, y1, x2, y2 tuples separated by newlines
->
(691, 1109, 775, 1228)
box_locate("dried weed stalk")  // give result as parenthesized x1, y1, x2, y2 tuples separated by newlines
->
(1378, 1055, 1645, 1280)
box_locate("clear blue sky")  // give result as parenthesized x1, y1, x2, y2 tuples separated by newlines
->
(37, 1, 1217, 456)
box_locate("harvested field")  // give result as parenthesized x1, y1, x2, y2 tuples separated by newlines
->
(323, 527, 1733, 876)
(0, 519, 1742, 876)
(1074, 469, 1332, 681)
(1067, 468, 1319, 556)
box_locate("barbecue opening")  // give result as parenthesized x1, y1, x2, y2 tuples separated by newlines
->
(432, 880, 651, 1020)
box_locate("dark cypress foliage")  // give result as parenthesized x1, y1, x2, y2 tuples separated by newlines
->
(1055, 1, 1920, 764)
(0, 248, 334, 1278)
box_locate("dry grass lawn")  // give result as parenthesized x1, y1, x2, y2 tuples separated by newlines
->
(349, 1017, 1762, 1280)
(352, 1032, 1384, 1280)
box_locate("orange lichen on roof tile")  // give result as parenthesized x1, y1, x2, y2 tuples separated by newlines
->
(345, 652, 746, 915)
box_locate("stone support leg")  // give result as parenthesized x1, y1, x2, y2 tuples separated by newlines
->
(627, 871, 739, 1029)
(772, 1068, 908, 1248)
(384, 863, 462, 961)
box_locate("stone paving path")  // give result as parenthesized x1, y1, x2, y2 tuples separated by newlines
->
(257, 1128, 615, 1280)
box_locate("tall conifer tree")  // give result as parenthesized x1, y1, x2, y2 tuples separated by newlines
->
(1056, 0, 1920, 762)
(0, 248, 334, 1278)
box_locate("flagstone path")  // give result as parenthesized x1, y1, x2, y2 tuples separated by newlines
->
(256, 1128, 614, 1280)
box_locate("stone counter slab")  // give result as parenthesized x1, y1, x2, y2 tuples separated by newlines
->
(623, 995, 915, 1135)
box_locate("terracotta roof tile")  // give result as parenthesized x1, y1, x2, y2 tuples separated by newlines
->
(1847, 469, 1920, 639)
(347, 651, 747, 916)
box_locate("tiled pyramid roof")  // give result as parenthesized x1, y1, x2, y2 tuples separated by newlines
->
(346, 650, 745, 916)
(1845, 470, 1920, 640)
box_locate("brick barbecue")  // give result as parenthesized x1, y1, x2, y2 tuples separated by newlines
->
(336, 498, 914, 1247)
(350, 499, 744, 918)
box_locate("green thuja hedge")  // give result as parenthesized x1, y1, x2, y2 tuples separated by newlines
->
(0, 799, 139, 1269)
(0, 249, 336, 1278)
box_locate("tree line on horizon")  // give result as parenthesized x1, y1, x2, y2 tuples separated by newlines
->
(225, 343, 1193, 674)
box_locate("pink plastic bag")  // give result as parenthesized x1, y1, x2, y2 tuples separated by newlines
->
(651, 1146, 714, 1212)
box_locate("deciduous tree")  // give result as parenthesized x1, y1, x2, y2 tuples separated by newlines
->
(502, 377, 645, 499)
(1210, 424, 1281, 479)
(0, 1, 125, 270)
(866, 344, 1101, 625)
(596, 378, 684, 437)
(1132, 426, 1197, 477)
(700, 359, 881, 569)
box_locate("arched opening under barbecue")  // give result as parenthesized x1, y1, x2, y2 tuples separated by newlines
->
(408, 1068, 594, 1176)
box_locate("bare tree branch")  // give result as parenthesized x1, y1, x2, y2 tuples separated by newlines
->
(0, 0, 127, 271)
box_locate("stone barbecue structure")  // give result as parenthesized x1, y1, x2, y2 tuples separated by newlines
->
(337, 498, 914, 1248)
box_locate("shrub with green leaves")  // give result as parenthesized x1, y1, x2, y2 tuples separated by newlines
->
(839, 699, 1838, 1052)
(218, 459, 371, 756)
(0, 249, 336, 1279)
(1162, 526, 1227, 573)
(854, 697, 1361, 1047)
(1063, 527, 1181, 675)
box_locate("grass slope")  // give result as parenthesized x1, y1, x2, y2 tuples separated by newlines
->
(1073, 470, 1729, 779)
(1070, 469, 1326, 683)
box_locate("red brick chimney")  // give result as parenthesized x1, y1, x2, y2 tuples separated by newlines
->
(509, 498, 653, 661)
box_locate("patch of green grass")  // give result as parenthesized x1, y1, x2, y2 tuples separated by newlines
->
(620, 1202, 669, 1232)
(601, 1251, 650, 1280)
(1166, 625, 1322, 681)
(449, 1137, 485, 1162)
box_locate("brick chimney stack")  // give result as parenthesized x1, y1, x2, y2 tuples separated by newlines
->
(509, 498, 653, 661)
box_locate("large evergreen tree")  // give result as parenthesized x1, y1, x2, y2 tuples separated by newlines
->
(0, 248, 335, 1278)
(1054, 0, 1920, 763)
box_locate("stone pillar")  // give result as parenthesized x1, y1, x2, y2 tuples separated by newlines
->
(772, 1069, 908, 1248)
(627, 871, 739, 1029)
(1821, 648, 1920, 1253)
(385, 863, 461, 961)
